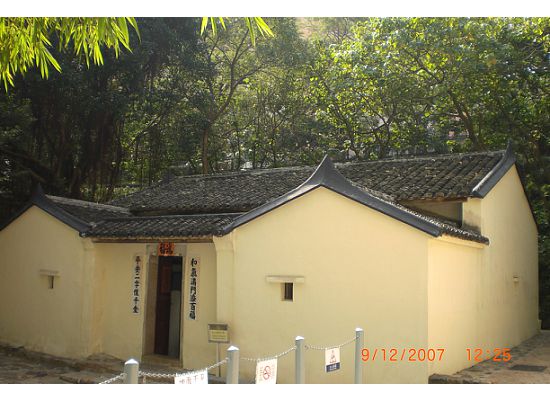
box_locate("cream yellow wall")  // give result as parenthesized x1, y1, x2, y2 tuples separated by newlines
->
(0, 206, 90, 357)
(434, 166, 539, 374)
(94, 242, 148, 361)
(215, 187, 431, 384)
(427, 237, 484, 375)
(477, 167, 539, 345)
(181, 243, 218, 371)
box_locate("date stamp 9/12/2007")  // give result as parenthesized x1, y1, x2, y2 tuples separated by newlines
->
(361, 348, 445, 362)
(361, 348, 513, 363)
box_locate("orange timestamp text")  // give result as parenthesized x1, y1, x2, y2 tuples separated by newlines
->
(466, 348, 512, 362)
(361, 348, 445, 362)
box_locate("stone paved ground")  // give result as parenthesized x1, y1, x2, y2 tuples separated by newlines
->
(0, 345, 225, 384)
(430, 330, 550, 384)
(0, 345, 125, 384)
(2, 332, 550, 384)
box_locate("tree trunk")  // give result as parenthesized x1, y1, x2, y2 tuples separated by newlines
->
(201, 126, 210, 174)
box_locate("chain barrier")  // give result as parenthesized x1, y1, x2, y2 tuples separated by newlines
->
(206, 357, 229, 371)
(98, 372, 126, 384)
(98, 332, 359, 383)
(138, 357, 228, 380)
(139, 370, 178, 379)
(241, 345, 297, 363)
(305, 336, 356, 351)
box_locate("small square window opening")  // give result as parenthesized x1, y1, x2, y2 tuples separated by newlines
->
(282, 282, 293, 301)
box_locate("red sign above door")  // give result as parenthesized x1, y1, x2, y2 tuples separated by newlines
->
(158, 242, 175, 256)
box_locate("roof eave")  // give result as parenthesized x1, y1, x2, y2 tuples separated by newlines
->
(88, 235, 213, 243)
(438, 233, 489, 247)
(471, 142, 516, 198)
(0, 184, 91, 234)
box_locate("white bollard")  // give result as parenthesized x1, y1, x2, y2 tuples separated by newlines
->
(295, 336, 305, 384)
(226, 346, 240, 384)
(124, 359, 139, 384)
(354, 328, 364, 384)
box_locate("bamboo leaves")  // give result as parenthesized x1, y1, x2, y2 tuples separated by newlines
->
(200, 17, 274, 46)
(0, 17, 139, 90)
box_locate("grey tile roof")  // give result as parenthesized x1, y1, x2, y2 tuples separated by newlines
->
(337, 150, 506, 201)
(110, 150, 507, 213)
(221, 155, 489, 244)
(82, 213, 242, 239)
(46, 195, 131, 223)
(6, 149, 508, 243)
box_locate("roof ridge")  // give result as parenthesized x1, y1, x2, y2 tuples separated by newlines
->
(335, 149, 506, 167)
(173, 164, 314, 181)
(96, 212, 245, 222)
(471, 142, 515, 197)
(121, 149, 506, 187)
(47, 195, 130, 213)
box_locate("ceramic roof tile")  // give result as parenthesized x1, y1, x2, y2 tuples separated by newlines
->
(46, 195, 131, 223)
(22, 149, 512, 243)
(83, 213, 241, 239)
(109, 150, 507, 214)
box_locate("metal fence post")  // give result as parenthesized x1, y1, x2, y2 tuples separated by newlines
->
(226, 346, 240, 384)
(295, 336, 305, 384)
(355, 328, 364, 384)
(124, 359, 139, 384)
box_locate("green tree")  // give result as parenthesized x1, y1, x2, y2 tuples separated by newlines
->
(0, 18, 199, 205)
(216, 19, 319, 169)
(0, 17, 273, 91)
(187, 18, 297, 173)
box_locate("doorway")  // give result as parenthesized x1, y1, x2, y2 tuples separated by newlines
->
(154, 256, 183, 357)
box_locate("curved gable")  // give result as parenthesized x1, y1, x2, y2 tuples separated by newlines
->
(222, 156, 488, 244)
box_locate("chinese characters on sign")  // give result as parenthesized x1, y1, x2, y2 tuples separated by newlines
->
(158, 242, 175, 256)
(325, 347, 341, 372)
(174, 369, 208, 384)
(255, 358, 277, 384)
(131, 255, 142, 314)
(188, 257, 200, 320)
(207, 324, 230, 343)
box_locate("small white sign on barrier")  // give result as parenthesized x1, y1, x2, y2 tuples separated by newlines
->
(174, 369, 208, 384)
(325, 347, 340, 373)
(255, 358, 277, 384)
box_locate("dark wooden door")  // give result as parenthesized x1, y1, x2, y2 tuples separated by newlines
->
(154, 257, 172, 355)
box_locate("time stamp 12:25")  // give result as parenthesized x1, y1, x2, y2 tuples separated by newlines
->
(360, 348, 512, 362)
